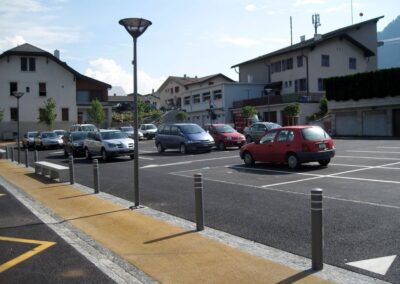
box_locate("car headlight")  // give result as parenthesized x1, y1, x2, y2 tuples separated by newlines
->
(73, 142, 80, 146)
(187, 140, 196, 144)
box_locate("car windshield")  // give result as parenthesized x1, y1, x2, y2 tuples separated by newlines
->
(54, 130, 65, 135)
(179, 124, 204, 134)
(101, 131, 126, 140)
(121, 127, 133, 132)
(145, 125, 157, 130)
(28, 132, 38, 138)
(71, 132, 88, 140)
(42, 132, 57, 138)
(265, 123, 281, 130)
(81, 125, 97, 131)
(302, 127, 330, 141)
(214, 125, 235, 133)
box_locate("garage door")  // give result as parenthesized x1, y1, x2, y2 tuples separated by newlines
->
(335, 112, 358, 136)
(363, 111, 387, 136)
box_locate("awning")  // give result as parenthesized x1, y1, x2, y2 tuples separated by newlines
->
(264, 81, 282, 90)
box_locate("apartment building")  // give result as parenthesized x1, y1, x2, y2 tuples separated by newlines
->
(0, 43, 111, 139)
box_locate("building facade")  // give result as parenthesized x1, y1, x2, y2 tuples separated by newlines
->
(0, 43, 111, 139)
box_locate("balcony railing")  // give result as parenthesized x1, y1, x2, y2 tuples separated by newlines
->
(232, 93, 324, 108)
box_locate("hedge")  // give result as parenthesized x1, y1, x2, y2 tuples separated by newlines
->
(325, 68, 400, 101)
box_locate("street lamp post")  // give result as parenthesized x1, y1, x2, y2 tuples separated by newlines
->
(12, 91, 24, 164)
(119, 18, 152, 207)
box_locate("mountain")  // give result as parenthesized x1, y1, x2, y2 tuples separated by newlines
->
(378, 16, 400, 69)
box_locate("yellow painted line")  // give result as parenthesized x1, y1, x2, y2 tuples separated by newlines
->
(0, 236, 56, 273)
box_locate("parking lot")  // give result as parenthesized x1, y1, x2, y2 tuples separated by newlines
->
(9, 138, 400, 283)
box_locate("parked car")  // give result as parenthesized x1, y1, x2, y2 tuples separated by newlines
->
(34, 131, 63, 149)
(155, 123, 215, 154)
(70, 124, 97, 132)
(139, 124, 157, 139)
(243, 122, 281, 143)
(119, 126, 144, 140)
(239, 125, 335, 169)
(63, 131, 88, 157)
(54, 129, 66, 139)
(83, 129, 134, 161)
(204, 124, 245, 150)
(22, 131, 39, 148)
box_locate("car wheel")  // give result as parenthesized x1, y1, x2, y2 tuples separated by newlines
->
(101, 148, 108, 161)
(287, 153, 299, 169)
(85, 148, 92, 160)
(156, 143, 164, 153)
(243, 151, 254, 166)
(318, 159, 330, 167)
(218, 141, 226, 151)
(179, 144, 187, 154)
(130, 154, 134, 160)
(246, 135, 252, 143)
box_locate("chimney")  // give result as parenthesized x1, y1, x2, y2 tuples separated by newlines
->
(184, 74, 187, 78)
(300, 35, 305, 42)
(314, 34, 322, 41)
(54, 49, 60, 59)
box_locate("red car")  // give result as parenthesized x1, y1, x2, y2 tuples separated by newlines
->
(239, 125, 335, 169)
(204, 124, 246, 150)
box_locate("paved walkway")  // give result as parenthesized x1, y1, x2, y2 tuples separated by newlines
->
(0, 158, 362, 283)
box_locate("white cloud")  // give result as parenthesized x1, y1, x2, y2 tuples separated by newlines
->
(217, 35, 261, 47)
(0, 0, 49, 13)
(0, 35, 26, 51)
(293, 0, 325, 6)
(85, 58, 165, 94)
(245, 4, 257, 12)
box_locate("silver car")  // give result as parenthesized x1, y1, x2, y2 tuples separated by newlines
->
(139, 124, 157, 140)
(119, 126, 144, 140)
(243, 122, 281, 143)
(22, 131, 39, 148)
(34, 131, 63, 149)
(84, 130, 135, 161)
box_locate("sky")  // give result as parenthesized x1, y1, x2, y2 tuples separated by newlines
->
(0, 0, 399, 95)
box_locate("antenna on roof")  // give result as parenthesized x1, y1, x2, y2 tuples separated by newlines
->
(351, 0, 354, 24)
(290, 16, 293, 46)
(312, 14, 321, 35)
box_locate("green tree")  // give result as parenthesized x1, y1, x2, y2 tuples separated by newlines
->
(38, 98, 57, 130)
(175, 111, 188, 122)
(87, 99, 106, 127)
(242, 105, 258, 119)
(283, 103, 300, 125)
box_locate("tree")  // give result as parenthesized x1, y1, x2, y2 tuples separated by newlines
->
(175, 111, 188, 122)
(242, 105, 258, 119)
(38, 98, 57, 130)
(87, 99, 106, 127)
(283, 103, 300, 126)
(0, 109, 3, 122)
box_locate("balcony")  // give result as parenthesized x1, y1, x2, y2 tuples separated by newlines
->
(232, 93, 323, 108)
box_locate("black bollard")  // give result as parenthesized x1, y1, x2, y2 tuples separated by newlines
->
(194, 173, 205, 231)
(311, 188, 323, 271)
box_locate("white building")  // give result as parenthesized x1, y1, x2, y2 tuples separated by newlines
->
(0, 43, 111, 139)
(231, 16, 383, 126)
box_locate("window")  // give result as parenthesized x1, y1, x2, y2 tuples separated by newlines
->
(295, 78, 307, 92)
(318, 78, 325, 91)
(26, 87, 30, 93)
(39, 82, 46, 96)
(282, 58, 293, 71)
(175, 86, 180, 93)
(349, 57, 357, 69)
(184, 96, 191, 105)
(193, 94, 200, 104)
(170, 88, 174, 94)
(297, 56, 303, 67)
(62, 108, 69, 121)
(20, 57, 36, 71)
(213, 90, 222, 100)
(271, 61, 281, 73)
(202, 92, 210, 102)
(10, 108, 18, 121)
(321, 54, 330, 67)
(77, 91, 90, 103)
(10, 82, 17, 96)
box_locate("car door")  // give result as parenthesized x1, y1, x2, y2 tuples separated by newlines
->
(252, 130, 278, 161)
(169, 125, 181, 149)
(269, 129, 295, 162)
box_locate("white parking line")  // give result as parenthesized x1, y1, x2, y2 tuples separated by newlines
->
(346, 150, 400, 154)
(377, 146, 400, 149)
(139, 156, 154, 160)
(140, 155, 238, 169)
(49, 151, 64, 155)
(336, 155, 400, 161)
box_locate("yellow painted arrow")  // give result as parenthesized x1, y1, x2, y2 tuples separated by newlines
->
(0, 236, 56, 273)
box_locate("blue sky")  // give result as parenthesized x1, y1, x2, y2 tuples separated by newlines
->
(0, 0, 398, 94)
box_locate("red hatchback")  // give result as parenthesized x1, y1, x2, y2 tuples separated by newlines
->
(239, 125, 335, 169)
(204, 124, 246, 150)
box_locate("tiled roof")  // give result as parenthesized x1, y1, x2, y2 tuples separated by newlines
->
(231, 16, 383, 68)
(157, 73, 234, 92)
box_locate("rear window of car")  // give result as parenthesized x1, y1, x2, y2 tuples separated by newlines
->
(214, 125, 235, 133)
(71, 132, 88, 140)
(301, 127, 330, 141)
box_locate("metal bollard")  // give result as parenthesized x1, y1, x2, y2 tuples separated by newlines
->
(311, 188, 323, 271)
(25, 149, 28, 168)
(5, 147, 9, 160)
(93, 159, 100, 194)
(11, 147, 14, 162)
(194, 173, 205, 231)
(69, 155, 75, 185)
(34, 150, 38, 162)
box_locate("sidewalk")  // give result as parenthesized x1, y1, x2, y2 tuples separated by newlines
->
(0, 159, 374, 283)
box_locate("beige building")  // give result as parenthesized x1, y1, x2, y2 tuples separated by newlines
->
(231, 16, 383, 126)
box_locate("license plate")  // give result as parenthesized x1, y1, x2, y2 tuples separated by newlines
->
(318, 143, 326, 150)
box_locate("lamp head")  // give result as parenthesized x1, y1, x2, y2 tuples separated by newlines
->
(12, 91, 24, 98)
(119, 18, 152, 39)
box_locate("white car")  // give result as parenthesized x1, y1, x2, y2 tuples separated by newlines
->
(139, 124, 157, 140)
(119, 126, 144, 140)
(83, 130, 134, 161)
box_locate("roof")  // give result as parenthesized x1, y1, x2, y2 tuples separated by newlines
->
(156, 73, 234, 92)
(231, 16, 383, 68)
(0, 43, 111, 88)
